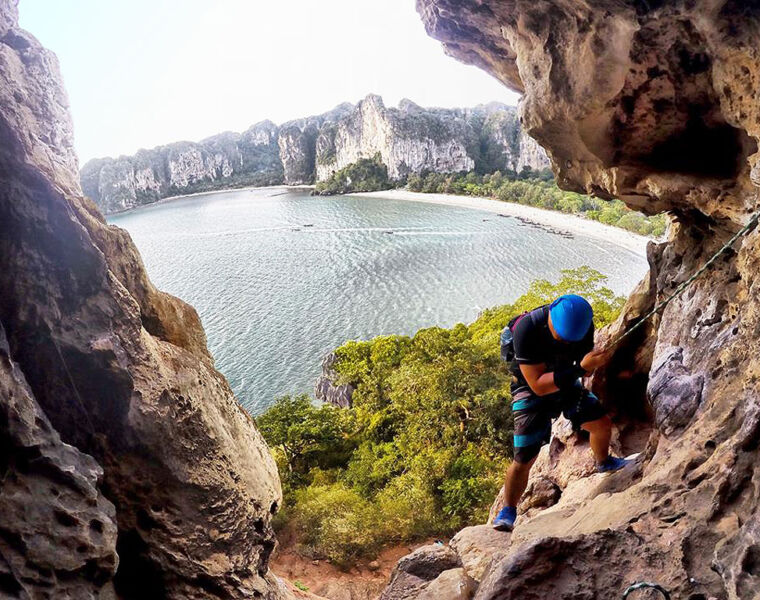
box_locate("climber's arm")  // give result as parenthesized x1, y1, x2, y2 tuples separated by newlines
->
(519, 363, 561, 396)
(520, 359, 599, 396)
(580, 348, 608, 372)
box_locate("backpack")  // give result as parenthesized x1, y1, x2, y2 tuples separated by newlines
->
(499, 307, 544, 362)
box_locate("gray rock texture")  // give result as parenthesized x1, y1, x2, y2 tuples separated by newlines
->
(0, 322, 119, 599)
(376, 1, 760, 599)
(448, 526, 508, 583)
(81, 96, 548, 214)
(648, 346, 705, 436)
(379, 545, 460, 600)
(415, 568, 476, 600)
(314, 352, 355, 408)
(0, 2, 286, 597)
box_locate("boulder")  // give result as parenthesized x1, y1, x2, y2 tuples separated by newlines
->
(416, 568, 477, 600)
(380, 544, 459, 600)
(473, 530, 676, 600)
(519, 476, 562, 512)
(315, 580, 386, 600)
(449, 526, 509, 582)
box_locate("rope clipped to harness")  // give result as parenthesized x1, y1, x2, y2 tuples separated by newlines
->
(608, 210, 760, 349)
(622, 581, 671, 599)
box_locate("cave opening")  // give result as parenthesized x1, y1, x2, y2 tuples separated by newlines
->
(112, 529, 167, 600)
(643, 115, 753, 179)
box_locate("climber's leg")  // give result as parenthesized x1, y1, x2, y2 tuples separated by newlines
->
(504, 455, 537, 506)
(494, 403, 550, 531)
(570, 391, 632, 473)
(494, 457, 536, 531)
(581, 414, 612, 462)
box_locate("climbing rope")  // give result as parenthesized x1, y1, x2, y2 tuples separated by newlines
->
(51, 332, 97, 438)
(608, 210, 760, 349)
(622, 581, 671, 599)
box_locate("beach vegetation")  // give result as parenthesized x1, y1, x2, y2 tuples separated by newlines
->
(314, 153, 392, 195)
(406, 170, 667, 237)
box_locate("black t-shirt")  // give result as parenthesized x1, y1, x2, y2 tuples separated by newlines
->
(510, 306, 594, 389)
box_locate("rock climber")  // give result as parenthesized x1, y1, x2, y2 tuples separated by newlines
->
(492, 294, 631, 532)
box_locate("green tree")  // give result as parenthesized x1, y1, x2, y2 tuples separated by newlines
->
(257, 395, 354, 487)
(314, 153, 392, 195)
(258, 268, 627, 564)
(402, 169, 665, 239)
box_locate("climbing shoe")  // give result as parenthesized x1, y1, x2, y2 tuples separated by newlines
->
(596, 456, 631, 473)
(492, 506, 517, 532)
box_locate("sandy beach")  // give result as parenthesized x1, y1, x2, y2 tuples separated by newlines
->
(111, 185, 652, 257)
(355, 189, 651, 256)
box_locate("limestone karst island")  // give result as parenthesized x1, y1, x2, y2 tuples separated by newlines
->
(1, 1, 759, 599)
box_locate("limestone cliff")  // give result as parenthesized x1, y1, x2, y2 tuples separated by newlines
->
(0, 2, 288, 598)
(380, 1, 760, 599)
(314, 94, 477, 180)
(81, 97, 548, 214)
(80, 121, 284, 214)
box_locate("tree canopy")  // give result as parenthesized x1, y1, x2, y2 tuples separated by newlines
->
(257, 267, 626, 565)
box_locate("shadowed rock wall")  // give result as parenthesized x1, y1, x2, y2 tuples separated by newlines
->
(0, 1, 286, 597)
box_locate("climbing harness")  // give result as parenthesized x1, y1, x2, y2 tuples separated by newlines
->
(622, 581, 671, 599)
(608, 210, 760, 349)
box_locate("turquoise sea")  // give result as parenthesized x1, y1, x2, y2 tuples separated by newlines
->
(109, 187, 648, 413)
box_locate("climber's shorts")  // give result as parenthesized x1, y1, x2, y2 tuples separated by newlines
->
(511, 388, 607, 464)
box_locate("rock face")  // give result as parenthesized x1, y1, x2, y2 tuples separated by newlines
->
(380, 545, 461, 600)
(375, 1, 760, 599)
(0, 322, 119, 598)
(0, 2, 285, 598)
(314, 352, 355, 408)
(81, 121, 284, 214)
(81, 96, 548, 214)
(314, 95, 478, 181)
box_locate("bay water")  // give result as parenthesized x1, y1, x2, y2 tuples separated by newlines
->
(109, 187, 648, 413)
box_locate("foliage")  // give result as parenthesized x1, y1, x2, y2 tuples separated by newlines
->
(258, 268, 626, 565)
(256, 395, 355, 495)
(314, 153, 392, 195)
(406, 170, 667, 237)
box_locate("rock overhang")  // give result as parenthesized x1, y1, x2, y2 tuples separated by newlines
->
(418, 0, 760, 224)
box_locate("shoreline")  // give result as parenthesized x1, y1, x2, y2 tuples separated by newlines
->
(109, 184, 652, 257)
(354, 189, 651, 255)
(107, 184, 314, 217)
(166, 184, 314, 203)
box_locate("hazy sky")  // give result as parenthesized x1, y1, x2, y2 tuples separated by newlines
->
(19, 0, 519, 164)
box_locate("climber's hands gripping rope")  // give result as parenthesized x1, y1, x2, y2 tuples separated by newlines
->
(580, 347, 609, 372)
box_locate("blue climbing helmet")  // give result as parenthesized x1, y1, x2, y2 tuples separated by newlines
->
(549, 294, 593, 342)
